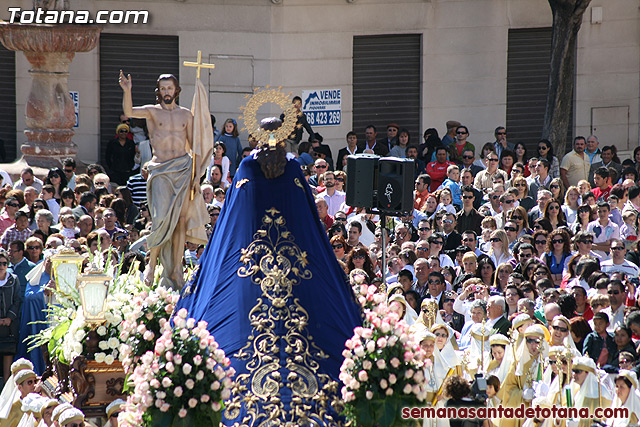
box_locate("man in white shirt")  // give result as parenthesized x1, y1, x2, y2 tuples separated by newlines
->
(601, 280, 626, 333)
(586, 201, 620, 260)
(317, 171, 345, 217)
(601, 239, 640, 276)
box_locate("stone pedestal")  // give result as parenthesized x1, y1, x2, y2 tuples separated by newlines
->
(0, 23, 100, 168)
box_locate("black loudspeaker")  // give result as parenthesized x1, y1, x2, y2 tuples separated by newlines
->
(346, 154, 379, 208)
(376, 157, 414, 213)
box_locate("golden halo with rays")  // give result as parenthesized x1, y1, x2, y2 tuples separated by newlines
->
(239, 85, 301, 144)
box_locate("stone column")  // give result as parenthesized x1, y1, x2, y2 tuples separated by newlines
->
(0, 23, 100, 168)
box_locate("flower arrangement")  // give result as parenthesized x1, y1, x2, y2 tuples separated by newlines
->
(118, 308, 235, 427)
(340, 284, 427, 427)
(29, 256, 178, 367)
(119, 286, 179, 373)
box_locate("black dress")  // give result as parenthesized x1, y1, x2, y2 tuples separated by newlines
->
(0, 274, 22, 355)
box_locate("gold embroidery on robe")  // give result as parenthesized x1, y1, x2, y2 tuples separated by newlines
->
(224, 208, 344, 427)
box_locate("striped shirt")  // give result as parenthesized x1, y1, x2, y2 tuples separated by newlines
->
(0, 225, 32, 247)
(127, 174, 147, 207)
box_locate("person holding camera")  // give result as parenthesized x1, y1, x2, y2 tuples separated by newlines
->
(443, 375, 487, 427)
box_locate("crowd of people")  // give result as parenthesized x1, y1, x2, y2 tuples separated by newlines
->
(301, 120, 640, 426)
(2, 98, 640, 426)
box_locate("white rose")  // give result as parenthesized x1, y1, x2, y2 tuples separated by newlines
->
(74, 330, 86, 341)
(72, 342, 83, 354)
(99, 341, 109, 350)
(97, 326, 107, 336)
(95, 352, 106, 363)
(104, 355, 115, 365)
(108, 337, 120, 349)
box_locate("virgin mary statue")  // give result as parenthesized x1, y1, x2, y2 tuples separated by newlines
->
(175, 111, 362, 426)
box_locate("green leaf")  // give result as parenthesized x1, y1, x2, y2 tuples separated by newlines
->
(379, 398, 400, 427)
(355, 399, 373, 426)
(146, 407, 173, 427)
(171, 411, 195, 427)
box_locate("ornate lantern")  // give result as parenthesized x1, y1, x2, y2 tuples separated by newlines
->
(76, 267, 111, 325)
(50, 247, 84, 297)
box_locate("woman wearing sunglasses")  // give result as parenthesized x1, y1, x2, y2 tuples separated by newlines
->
(542, 199, 567, 230)
(345, 247, 376, 280)
(532, 230, 549, 259)
(488, 230, 511, 268)
(44, 167, 69, 204)
(330, 235, 349, 262)
(512, 176, 535, 211)
(549, 178, 566, 204)
(536, 139, 560, 179)
(507, 206, 532, 239)
(571, 204, 594, 234)
(543, 229, 572, 287)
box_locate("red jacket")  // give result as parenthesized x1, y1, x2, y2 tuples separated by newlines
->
(426, 160, 455, 191)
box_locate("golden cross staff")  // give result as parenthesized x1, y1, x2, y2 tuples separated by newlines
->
(183, 50, 216, 80)
(183, 51, 216, 200)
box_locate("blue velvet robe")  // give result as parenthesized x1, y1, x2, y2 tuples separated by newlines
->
(176, 154, 362, 426)
(15, 268, 49, 374)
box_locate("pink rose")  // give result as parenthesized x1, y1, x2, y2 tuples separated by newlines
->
(358, 370, 368, 382)
(377, 337, 388, 349)
(193, 355, 203, 366)
(185, 379, 195, 390)
(174, 386, 183, 397)
(179, 329, 189, 340)
(165, 362, 175, 373)
(390, 357, 400, 368)
(376, 359, 386, 370)
(182, 364, 192, 375)
(211, 401, 222, 412)
(188, 398, 198, 408)
(201, 394, 210, 403)
(380, 379, 388, 389)
(366, 341, 376, 353)
(389, 374, 397, 384)
(178, 408, 187, 418)
(365, 390, 373, 400)
(174, 354, 183, 365)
